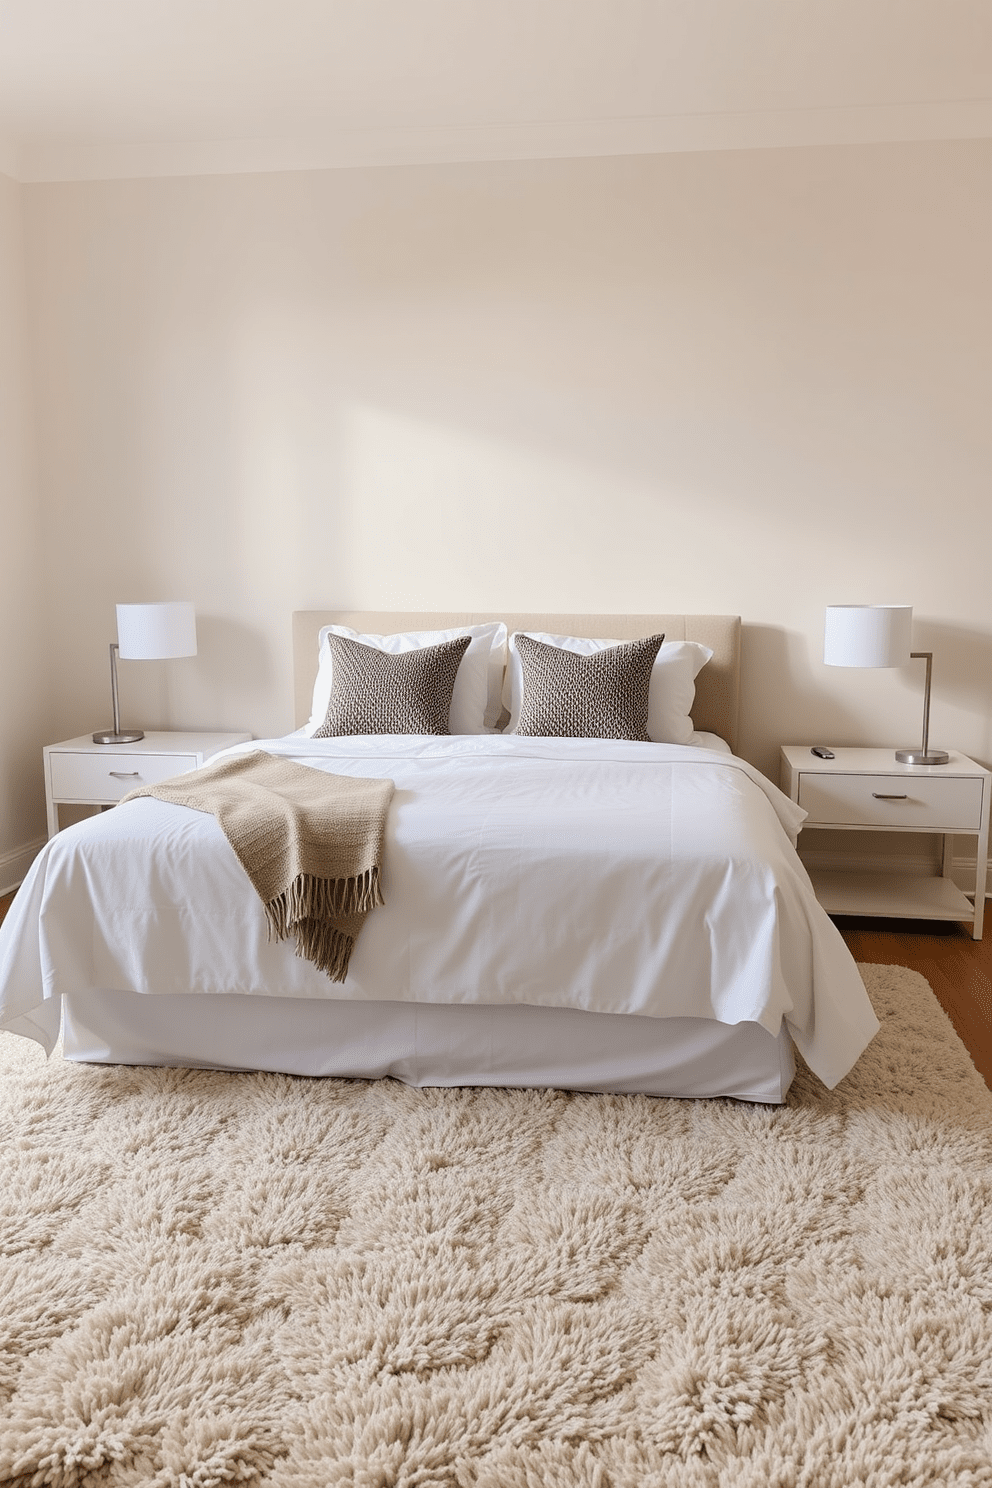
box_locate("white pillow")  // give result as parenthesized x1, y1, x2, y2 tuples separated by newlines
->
(305, 622, 508, 736)
(502, 632, 714, 744)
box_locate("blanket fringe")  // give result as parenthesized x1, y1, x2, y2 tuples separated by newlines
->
(292, 920, 355, 983)
(264, 868, 383, 942)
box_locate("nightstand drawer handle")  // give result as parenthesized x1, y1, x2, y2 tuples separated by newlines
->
(872, 792, 908, 800)
(109, 770, 140, 779)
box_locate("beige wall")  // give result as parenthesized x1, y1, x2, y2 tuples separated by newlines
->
(16, 140, 992, 808)
(0, 171, 49, 880)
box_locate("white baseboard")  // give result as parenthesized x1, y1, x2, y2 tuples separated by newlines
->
(949, 853, 991, 900)
(799, 844, 990, 900)
(0, 837, 46, 896)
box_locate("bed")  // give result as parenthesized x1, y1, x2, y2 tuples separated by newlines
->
(0, 610, 879, 1101)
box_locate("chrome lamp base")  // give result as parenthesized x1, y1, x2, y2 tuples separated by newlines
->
(92, 728, 145, 744)
(92, 642, 144, 745)
(895, 747, 949, 766)
(894, 652, 948, 765)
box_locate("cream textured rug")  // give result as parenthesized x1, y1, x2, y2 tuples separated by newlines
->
(1, 965, 991, 1488)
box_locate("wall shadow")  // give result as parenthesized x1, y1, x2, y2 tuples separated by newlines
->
(912, 620, 992, 710)
(738, 623, 867, 778)
(194, 615, 276, 725)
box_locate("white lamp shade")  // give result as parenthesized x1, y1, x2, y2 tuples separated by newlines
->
(823, 605, 912, 668)
(116, 602, 197, 660)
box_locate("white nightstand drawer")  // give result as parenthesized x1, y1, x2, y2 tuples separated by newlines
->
(49, 750, 196, 803)
(797, 772, 983, 831)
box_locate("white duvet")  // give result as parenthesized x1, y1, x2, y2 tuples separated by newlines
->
(0, 735, 878, 1087)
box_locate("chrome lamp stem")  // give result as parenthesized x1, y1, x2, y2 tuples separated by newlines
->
(92, 643, 144, 744)
(894, 652, 948, 766)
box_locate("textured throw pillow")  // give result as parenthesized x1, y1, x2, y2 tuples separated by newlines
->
(513, 632, 664, 740)
(314, 633, 471, 736)
(502, 632, 713, 743)
(306, 622, 507, 735)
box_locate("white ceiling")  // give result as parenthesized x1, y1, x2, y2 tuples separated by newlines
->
(1, 0, 991, 182)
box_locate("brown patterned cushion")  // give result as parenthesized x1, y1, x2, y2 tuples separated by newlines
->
(314, 633, 471, 736)
(513, 632, 665, 740)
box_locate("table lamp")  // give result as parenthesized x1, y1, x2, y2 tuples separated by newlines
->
(823, 604, 948, 765)
(93, 602, 198, 744)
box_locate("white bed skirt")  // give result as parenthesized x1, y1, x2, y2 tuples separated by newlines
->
(61, 992, 797, 1103)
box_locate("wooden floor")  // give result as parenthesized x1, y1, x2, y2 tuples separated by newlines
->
(1, 890, 990, 1091)
(835, 913, 992, 1091)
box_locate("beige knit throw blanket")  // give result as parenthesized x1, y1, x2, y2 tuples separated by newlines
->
(124, 750, 394, 982)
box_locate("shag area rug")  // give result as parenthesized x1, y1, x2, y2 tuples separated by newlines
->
(1, 966, 991, 1488)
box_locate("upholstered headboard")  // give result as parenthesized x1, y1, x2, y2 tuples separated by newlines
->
(293, 612, 741, 753)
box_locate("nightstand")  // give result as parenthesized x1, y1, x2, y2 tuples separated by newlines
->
(43, 731, 253, 837)
(780, 746, 990, 940)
